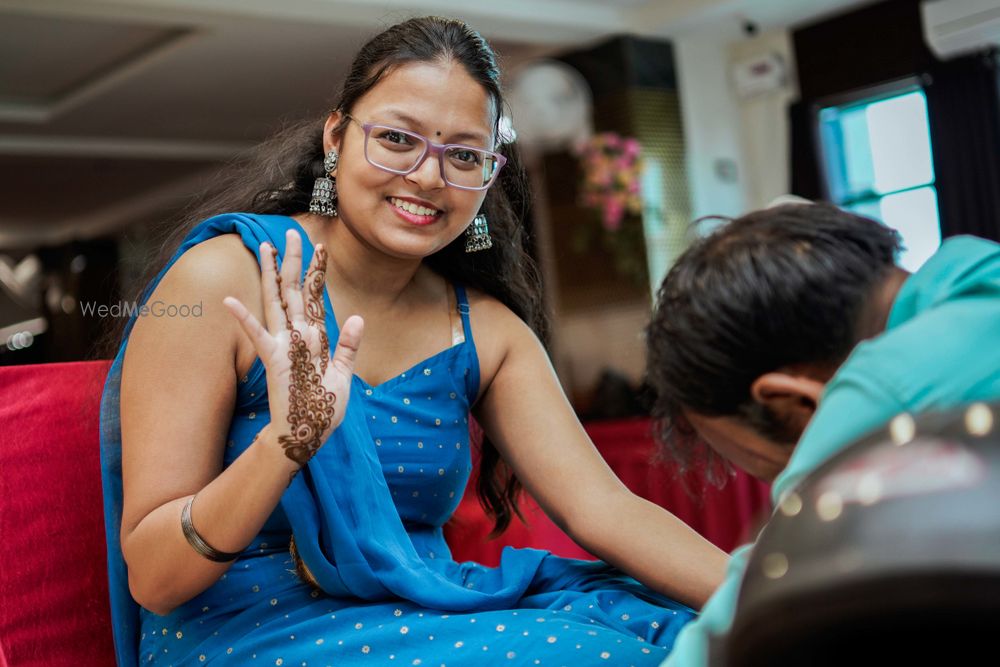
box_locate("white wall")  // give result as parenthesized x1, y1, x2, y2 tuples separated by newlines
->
(674, 22, 801, 221)
(729, 28, 799, 211)
(673, 23, 748, 221)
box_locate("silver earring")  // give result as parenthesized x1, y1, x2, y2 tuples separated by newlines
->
(465, 214, 492, 252)
(309, 150, 339, 217)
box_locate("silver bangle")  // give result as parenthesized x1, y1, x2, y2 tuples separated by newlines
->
(180, 495, 244, 563)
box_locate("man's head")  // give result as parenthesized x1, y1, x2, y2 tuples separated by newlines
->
(646, 203, 905, 481)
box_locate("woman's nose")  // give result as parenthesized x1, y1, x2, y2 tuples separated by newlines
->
(404, 149, 447, 191)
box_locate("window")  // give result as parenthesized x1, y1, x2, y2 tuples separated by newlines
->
(818, 86, 940, 272)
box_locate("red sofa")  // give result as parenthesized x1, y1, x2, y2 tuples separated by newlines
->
(0, 360, 770, 667)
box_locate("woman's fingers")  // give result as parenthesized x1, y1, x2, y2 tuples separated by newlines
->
(259, 242, 287, 333)
(303, 244, 331, 368)
(281, 230, 306, 325)
(330, 315, 364, 379)
(249, 235, 338, 381)
(303, 244, 327, 330)
(223, 296, 276, 359)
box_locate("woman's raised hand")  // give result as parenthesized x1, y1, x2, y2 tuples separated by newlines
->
(223, 229, 363, 468)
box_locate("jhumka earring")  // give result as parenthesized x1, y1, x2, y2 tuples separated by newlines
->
(464, 214, 492, 252)
(309, 150, 339, 217)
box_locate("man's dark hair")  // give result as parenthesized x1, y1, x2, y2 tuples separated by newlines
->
(645, 203, 902, 479)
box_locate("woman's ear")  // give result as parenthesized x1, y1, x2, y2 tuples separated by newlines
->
(322, 111, 345, 160)
(749, 371, 825, 436)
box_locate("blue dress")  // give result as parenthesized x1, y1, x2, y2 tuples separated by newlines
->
(99, 213, 695, 667)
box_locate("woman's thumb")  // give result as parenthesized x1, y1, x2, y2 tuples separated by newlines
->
(330, 315, 364, 376)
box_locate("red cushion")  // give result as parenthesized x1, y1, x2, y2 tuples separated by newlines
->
(445, 417, 771, 566)
(0, 360, 115, 667)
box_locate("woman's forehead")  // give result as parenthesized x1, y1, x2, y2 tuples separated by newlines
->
(354, 61, 496, 135)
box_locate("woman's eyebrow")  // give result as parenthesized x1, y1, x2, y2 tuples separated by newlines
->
(381, 109, 489, 145)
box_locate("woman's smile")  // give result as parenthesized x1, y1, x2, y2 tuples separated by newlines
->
(387, 195, 443, 226)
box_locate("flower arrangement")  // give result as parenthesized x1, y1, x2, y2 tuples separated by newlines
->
(571, 132, 647, 285)
(575, 132, 644, 230)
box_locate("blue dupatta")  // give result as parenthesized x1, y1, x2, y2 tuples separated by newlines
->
(99, 213, 547, 666)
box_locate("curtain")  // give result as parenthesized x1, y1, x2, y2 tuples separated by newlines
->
(924, 51, 1000, 241)
(788, 100, 823, 201)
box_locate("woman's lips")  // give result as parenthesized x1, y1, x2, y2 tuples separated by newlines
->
(387, 197, 441, 226)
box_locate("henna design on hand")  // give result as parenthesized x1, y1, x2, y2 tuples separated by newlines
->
(304, 245, 330, 375)
(271, 246, 337, 467)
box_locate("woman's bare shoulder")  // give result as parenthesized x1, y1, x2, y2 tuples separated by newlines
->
(165, 233, 261, 297)
(463, 286, 542, 392)
(464, 286, 534, 334)
(124, 233, 262, 375)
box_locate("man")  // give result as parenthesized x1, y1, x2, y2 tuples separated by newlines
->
(644, 202, 1000, 665)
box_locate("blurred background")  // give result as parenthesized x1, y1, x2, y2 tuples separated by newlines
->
(1, 0, 998, 415)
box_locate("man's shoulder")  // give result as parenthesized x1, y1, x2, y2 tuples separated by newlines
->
(891, 235, 1000, 324)
(776, 252, 1000, 502)
(858, 280, 1000, 394)
(935, 234, 1000, 259)
(848, 233, 1000, 401)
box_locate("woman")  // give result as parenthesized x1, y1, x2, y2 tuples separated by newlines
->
(100, 16, 727, 666)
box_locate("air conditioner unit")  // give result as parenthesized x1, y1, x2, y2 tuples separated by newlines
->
(922, 0, 1000, 59)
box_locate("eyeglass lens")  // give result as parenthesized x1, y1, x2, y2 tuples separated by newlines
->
(366, 125, 499, 188)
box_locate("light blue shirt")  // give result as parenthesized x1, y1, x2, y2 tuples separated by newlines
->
(664, 235, 1000, 666)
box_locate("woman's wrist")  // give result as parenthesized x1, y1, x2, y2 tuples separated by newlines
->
(250, 423, 304, 478)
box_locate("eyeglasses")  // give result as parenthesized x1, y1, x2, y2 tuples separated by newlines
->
(344, 114, 507, 191)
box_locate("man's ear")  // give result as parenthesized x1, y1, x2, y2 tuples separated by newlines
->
(749, 372, 825, 436)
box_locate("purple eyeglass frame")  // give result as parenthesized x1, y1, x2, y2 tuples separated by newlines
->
(346, 114, 507, 191)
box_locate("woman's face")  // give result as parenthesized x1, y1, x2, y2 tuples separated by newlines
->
(323, 59, 496, 260)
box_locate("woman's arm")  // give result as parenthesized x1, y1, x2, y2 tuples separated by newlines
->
(120, 232, 360, 615)
(471, 296, 728, 610)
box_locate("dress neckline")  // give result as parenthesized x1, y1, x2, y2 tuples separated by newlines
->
(280, 214, 467, 393)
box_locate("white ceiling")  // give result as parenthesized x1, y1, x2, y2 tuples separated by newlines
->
(0, 0, 873, 247)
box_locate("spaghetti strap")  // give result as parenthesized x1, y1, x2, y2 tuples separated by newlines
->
(454, 284, 472, 341)
(452, 284, 480, 403)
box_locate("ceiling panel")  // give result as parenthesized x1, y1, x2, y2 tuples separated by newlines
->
(566, 0, 651, 6)
(0, 153, 218, 223)
(0, 18, 365, 140)
(0, 10, 184, 104)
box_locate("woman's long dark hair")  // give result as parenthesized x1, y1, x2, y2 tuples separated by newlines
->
(105, 16, 543, 537)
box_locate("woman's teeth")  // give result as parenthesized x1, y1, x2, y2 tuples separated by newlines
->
(389, 197, 439, 217)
